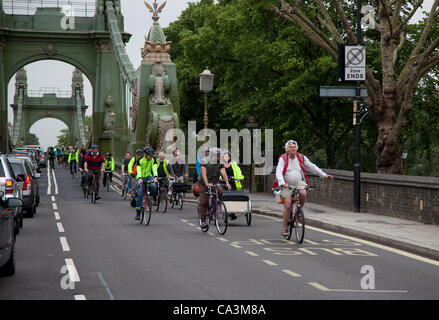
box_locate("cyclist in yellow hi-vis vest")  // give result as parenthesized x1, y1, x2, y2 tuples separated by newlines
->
(103, 152, 115, 189)
(154, 152, 175, 192)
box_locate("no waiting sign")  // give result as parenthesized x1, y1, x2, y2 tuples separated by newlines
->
(344, 45, 366, 81)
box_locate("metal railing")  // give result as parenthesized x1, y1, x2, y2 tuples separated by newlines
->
(2, 0, 96, 17)
(26, 87, 72, 98)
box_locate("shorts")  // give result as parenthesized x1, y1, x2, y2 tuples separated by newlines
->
(280, 180, 307, 198)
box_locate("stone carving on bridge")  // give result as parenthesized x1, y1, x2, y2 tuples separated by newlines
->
(43, 43, 57, 57)
(148, 63, 169, 105)
(156, 115, 175, 153)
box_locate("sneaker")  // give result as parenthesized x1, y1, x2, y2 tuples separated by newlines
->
(135, 210, 141, 220)
(230, 213, 237, 220)
(96, 196, 101, 200)
(200, 220, 209, 231)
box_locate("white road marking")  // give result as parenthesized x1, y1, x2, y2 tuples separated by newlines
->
(51, 196, 55, 202)
(65, 259, 80, 282)
(52, 169, 58, 195)
(217, 237, 229, 242)
(230, 243, 242, 248)
(74, 295, 86, 300)
(256, 213, 439, 267)
(262, 259, 278, 266)
(47, 168, 52, 195)
(180, 219, 188, 223)
(52, 203, 58, 210)
(282, 269, 302, 278)
(207, 232, 215, 236)
(54, 212, 60, 220)
(97, 272, 115, 300)
(57, 222, 65, 233)
(188, 223, 196, 227)
(245, 251, 259, 257)
(60, 237, 70, 252)
(308, 282, 407, 293)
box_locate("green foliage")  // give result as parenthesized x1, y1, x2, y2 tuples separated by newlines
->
(57, 128, 70, 147)
(28, 133, 40, 145)
(165, 0, 438, 175)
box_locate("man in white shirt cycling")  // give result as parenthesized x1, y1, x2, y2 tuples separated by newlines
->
(276, 140, 333, 237)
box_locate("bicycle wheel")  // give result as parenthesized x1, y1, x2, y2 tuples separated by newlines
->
(141, 194, 152, 226)
(169, 193, 175, 208)
(159, 189, 167, 213)
(246, 201, 252, 226)
(293, 207, 305, 243)
(215, 201, 228, 235)
(177, 193, 183, 210)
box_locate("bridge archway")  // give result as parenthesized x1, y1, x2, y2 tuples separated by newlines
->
(30, 118, 69, 150)
(8, 62, 90, 148)
(0, 2, 131, 154)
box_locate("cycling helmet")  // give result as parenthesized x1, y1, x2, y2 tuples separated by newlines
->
(106, 152, 112, 156)
(91, 145, 99, 149)
(143, 146, 154, 156)
(135, 149, 143, 155)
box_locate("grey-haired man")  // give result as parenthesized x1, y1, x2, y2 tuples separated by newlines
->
(276, 140, 333, 237)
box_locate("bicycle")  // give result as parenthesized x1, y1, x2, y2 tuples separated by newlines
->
(103, 170, 112, 192)
(138, 180, 153, 226)
(274, 184, 312, 243)
(155, 177, 168, 213)
(88, 173, 98, 204)
(198, 184, 228, 235)
(121, 174, 132, 200)
(169, 177, 185, 210)
(70, 161, 77, 179)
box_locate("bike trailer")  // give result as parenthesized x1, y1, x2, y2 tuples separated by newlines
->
(222, 191, 251, 214)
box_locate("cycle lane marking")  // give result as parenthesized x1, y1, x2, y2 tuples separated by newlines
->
(255, 213, 439, 267)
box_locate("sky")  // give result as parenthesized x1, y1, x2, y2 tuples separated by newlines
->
(5, 0, 435, 151)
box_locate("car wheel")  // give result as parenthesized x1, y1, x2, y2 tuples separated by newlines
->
(0, 239, 16, 277)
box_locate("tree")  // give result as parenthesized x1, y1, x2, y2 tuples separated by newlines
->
(28, 133, 40, 145)
(57, 129, 70, 146)
(271, 0, 439, 174)
(165, 0, 363, 169)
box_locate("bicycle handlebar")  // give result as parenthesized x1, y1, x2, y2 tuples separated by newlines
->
(272, 184, 314, 191)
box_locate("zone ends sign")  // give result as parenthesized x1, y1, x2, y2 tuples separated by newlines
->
(338, 44, 366, 82)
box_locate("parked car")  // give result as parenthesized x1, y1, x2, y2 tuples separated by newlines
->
(7, 152, 39, 171)
(0, 190, 23, 276)
(0, 155, 24, 235)
(9, 158, 40, 217)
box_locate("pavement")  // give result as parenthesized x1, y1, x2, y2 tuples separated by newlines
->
(113, 173, 439, 261)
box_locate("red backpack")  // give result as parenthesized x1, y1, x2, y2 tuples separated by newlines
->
(272, 153, 308, 188)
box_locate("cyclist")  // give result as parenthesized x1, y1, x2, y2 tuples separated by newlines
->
(103, 152, 115, 189)
(135, 146, 158, 220)
(198, 148, 231, 230)
(169, 149, 188, 193)
(121, 152, 132, 195)
(47, 147, 56, 169)
(78, 147, 89, 188)
(194, 147, 210, 183)
(128, 149, 143, 207)
(68, 147, 78, 175)
(55, 146, 63, 165)
(154, 152, 174, 193)
(63, 146, 69, 165)
(276, 140, 333, 237)
(84, 145, 105, 201)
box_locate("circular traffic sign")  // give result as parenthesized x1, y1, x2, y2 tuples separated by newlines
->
(347, 48, 364, 66)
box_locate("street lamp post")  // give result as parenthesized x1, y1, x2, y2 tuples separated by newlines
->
(199, 67, 214, 135)
(401, 148, 408, 173)
(109, 112, 115, 157)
